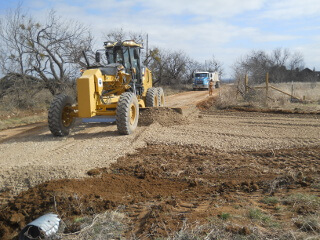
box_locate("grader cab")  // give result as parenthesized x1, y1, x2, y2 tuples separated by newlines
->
(48, 40, 164, 136)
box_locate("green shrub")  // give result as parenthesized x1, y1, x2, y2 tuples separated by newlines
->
(260, 196, 279, 205)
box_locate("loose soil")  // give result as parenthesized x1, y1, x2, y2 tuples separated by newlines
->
(0, 88, 320, 239)
(138, 107, 188, 127)
(1, 144, 319, 239)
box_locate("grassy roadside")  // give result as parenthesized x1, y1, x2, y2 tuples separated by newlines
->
(215, 82, 320, 113)
(0, 111, 47, 130)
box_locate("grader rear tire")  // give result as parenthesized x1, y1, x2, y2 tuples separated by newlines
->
(48, 94, 75, 136)
(157, 87, 165, 107)
(146, 87, 158, 107)
(116, 92, 139, 135)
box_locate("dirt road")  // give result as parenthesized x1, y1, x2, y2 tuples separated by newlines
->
(165, 90, 210, 108)
(0, 90, 210, 143)
(0, 89, 319, 196)
(0, 90, 210, 196)
(1, 88, 320, 239)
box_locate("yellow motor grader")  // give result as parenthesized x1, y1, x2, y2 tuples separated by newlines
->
(48, 40, 165, 136)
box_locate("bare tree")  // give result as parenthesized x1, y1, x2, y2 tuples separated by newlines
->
(143, 48, 186, 85)
(0, 5, 28, 76)
(233, 48, 305, 84)
(203, 55, 224, 77)
(145, 47, 167, 85)
(162, 50, 190, 85)
(146, 47, 224, 86)
(103, 28, 126, 43)
(103, 28, 146, 44)
(0, 7, 93, 95)
(271, 48, 290, 67)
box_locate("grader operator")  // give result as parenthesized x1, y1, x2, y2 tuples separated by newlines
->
(48, 40, 164, 136)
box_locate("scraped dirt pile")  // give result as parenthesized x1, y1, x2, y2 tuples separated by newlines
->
(196, 96, 216, 110)
(1, 143, 319, 239)
(138, 107, 188, 126)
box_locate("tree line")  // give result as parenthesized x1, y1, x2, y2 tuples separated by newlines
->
(1, 6, 316, 110)
(0, 8, 223, 107)
(233, 48, 318, 84)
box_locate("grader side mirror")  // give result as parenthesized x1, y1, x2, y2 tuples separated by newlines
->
(95, 51, 101, 63)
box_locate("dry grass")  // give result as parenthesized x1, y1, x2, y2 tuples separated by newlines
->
(215, 85, 240, 109)
(268, 82, 320, 102)
(215, 82, 320, 112)
(0, 88, 77, 130)
(282, 193, 320, 213)
(166, 217, 314, 240)
(293, 215, 320, 233)
(162, 84, 193, 96)
(60, 211, 127, 240)
(0, 113, 47, 130)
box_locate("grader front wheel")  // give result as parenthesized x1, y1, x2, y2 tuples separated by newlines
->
(48, 94, 75, 136)
(146, 87, 158, 107)
(116, 92, 139, 135)
(157, 87, 165, 107)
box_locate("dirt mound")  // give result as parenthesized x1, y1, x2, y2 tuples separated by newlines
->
(1, 143, 319, 239)
(196, 96, 216, 110)
(138, 107, 188, 126)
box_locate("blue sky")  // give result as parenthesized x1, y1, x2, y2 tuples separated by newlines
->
(1, 0, 320, 77)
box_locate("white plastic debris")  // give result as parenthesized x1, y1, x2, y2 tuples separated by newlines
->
(19, 213, 60, 240)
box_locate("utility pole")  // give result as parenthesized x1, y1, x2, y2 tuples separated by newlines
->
(146, 34, 149, 59)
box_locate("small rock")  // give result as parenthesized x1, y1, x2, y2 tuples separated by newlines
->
(87, 169, 101, 176)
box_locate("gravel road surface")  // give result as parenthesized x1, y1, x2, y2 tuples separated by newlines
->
(0, 89, 319, 198)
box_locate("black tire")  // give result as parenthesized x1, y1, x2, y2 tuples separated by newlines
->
(48, 94, 75, 136)
(215, 81, 220, 88)
(146, 87, 158, 107)
(116, 92, 139, 135)
(156, 87, 165, 107)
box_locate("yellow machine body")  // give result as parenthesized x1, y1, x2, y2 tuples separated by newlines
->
(76, 65, 153, 118)
(48, 40, 163, 137)
(77, 69, 100, 118)
(142, 68, 152, 97)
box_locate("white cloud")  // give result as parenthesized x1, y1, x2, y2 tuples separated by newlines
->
(140, 0, 265, 17)
(3, 0, 320, 76)
(262, 0, 320, 19)
(242, 28, 299, 42)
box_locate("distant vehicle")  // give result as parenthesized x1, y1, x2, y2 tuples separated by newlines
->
(192, 71, 220, 90)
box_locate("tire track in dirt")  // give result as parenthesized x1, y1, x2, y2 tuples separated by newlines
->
(0, 122, 47, 143)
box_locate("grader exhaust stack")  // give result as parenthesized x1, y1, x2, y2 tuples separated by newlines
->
(48, 40, 165, 136)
